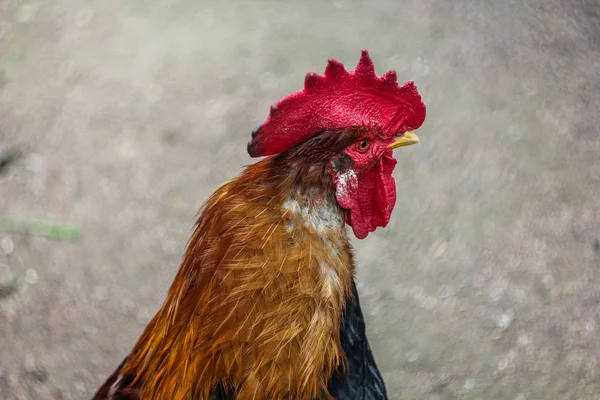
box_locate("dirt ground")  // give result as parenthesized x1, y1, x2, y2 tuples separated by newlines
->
(1, 0, 600, 399)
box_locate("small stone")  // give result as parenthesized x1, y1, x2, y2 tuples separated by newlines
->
(586, 319, 596, 332)
(74, 382, 86, 395)
(464, 378, 475, 390)
(429, 238, 447, 259)
(25, 268, 39, 285)
(1, 236, 14, 254)
(497, 357, 508, 371)
(497, 311, 514, 330)
(405, 350, 419, 363)
(437, 285, 451, 299)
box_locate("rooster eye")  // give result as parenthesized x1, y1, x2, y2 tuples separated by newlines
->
(356, 140, 370, 153)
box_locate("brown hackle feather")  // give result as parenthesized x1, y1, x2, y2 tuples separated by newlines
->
(118, 130, 366, 399)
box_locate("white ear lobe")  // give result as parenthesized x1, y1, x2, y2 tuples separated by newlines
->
(334, 169, 358, 210)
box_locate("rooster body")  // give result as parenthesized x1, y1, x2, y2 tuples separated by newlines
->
(94, 51, 425, 399)
(96, 132, 385, 399)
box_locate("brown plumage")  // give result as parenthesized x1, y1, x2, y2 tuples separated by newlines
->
(119, 130, 360, 399)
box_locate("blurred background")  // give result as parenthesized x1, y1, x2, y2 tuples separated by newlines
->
(1, 0, 600, 398)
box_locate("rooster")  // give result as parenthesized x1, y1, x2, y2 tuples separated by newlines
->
(93, 50, 426, 400)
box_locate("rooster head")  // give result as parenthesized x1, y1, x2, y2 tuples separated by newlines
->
(248, 50, 426, 239)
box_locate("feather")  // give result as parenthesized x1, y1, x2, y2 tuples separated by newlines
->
(94, 128, 392, 400)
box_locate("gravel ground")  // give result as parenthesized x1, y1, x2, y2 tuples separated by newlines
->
(1, 0, 600, 399)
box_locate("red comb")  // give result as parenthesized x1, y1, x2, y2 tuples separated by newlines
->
(247, 50, 426, 157)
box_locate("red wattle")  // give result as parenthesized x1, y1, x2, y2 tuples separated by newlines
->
(335, 151, 398, 239)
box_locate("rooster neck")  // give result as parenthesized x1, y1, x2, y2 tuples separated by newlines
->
(119, 157, 357, 399)
(278, 162, 355, 303)
(283, 173, 344, 236)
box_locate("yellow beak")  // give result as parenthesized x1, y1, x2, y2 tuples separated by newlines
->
(387, 131, 420, 149)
